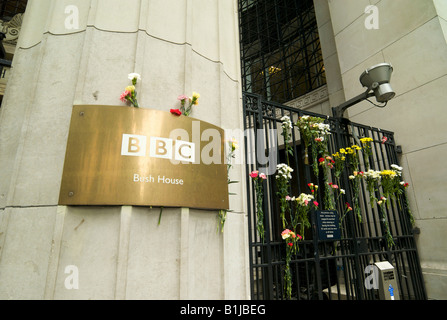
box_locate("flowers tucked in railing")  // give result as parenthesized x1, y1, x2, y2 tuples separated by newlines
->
(296, 116, 331, 176)
(276, 163, 294, 229)
(380, 167, 400, 208)
(250, 170, 267, 240)
(281, 229, 302, 300)
(332, 149, 346, 184)
(280, 115, 293, 165)
(349, 170, 364, 223)
(319, 156, 336, 210)
(360, 137, 373, 170)
(120, 73, 141, 108)
(287, 192, 318, 238)
(364, 169, 381, 208)
(377, 197, 395, 248)
(218, 138, 240, 233)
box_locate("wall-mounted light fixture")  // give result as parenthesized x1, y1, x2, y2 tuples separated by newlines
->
(332, 63, 395, 118)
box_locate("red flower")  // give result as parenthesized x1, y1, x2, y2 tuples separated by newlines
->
(381, 136, 388, 144)
(170, 109, 182, 116)
(318, 157, 325, 163)
(249, 171, 259, 178)
(288, 243, 293, 247)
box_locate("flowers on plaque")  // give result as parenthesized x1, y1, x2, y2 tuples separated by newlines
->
(176, 92, 200, 116)
(170, 108, 182, 116)
(120, 73, 141, 108)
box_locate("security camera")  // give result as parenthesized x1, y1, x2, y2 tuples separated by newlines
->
(332, 62, 396, 118)
(359, 63, 395, 103)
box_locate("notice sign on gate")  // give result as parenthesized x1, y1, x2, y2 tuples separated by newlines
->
(58, 105, 229, 210)
(316, 210, 341, 241)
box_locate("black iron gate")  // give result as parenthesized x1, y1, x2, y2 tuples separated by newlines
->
(243, 92, 427, 300)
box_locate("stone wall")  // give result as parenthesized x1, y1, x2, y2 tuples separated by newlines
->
(0, 0, 249, 300)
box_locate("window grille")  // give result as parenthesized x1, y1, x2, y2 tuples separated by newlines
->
(239, 0, 326, 104)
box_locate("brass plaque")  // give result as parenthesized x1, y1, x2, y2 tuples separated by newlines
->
(59, 105, 229, 210)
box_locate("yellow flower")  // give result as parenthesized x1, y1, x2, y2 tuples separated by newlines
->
(360, 137, 373, 144)
(125, 85, 135, 93)
(191, 92, 200, 105)
(380, 170, 397, 178)
(340, 148, 346, 154)
(230, 138, 239, 151)
(352, 144, 362, 150)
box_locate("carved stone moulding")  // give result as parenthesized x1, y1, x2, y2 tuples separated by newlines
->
(1, 13, 23, 45)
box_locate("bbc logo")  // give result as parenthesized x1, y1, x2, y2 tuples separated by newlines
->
(121, 134, 195, 163)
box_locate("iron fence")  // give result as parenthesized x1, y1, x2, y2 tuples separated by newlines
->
(243, 92, 427, 300)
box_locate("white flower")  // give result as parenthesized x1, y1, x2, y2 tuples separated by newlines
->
(276, 163, 294, 180)
(340, 189, 346, 195)
(391, 164, 403, 171)
(128, 73, 141, 82)
(364, 169, 381, 180)
(280, 116, 292, 130)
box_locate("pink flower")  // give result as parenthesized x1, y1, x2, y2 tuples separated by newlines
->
(313, 201, 319, 207)
(381, 136, 388, 144)
(170, 109, 182, 116)
(177, 94, 189, 101)
(285, 195, 292, 201)
(249, 171, 259, 178)
(259, 173, 267, 180)
(120, 90, 131, 102)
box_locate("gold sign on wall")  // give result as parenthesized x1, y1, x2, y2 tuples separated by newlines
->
(59, 105, 229, 210)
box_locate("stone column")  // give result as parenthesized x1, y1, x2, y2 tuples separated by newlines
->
(0, 0, 248, 300)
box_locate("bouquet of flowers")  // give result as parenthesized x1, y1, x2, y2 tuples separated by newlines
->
(276, 163, 294, 228)
(296, 116, 331, 177)
(364, 169, 381, 208)
(171, 92, 200, 116)
(281, 229, 302, 300)
(360, 137, 373, 170)
(250, 170, 267, 240)
(120, 73, 141, 107)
